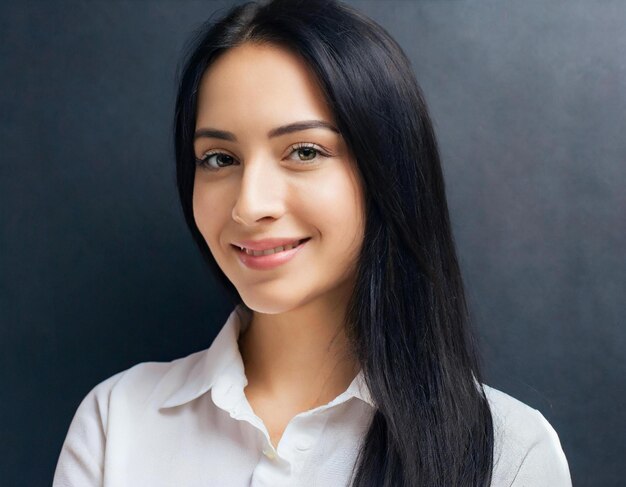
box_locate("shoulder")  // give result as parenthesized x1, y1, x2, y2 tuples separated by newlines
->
(483, 384, 554, 446)
(482, 384, 572, 487)
(53, 350, 206, 487)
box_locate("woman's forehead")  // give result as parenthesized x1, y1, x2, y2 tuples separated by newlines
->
(195, 43, 335, 129)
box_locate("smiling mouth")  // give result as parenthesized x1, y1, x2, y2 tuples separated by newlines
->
(233, 237, 311, 256)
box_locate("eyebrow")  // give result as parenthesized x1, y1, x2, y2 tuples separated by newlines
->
(193, 120, 340, 142)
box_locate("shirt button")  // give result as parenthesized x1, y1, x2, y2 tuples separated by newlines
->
(262, 446, 277, 459)
(295, 436, 313, 451)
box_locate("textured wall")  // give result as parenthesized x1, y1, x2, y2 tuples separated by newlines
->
(1, 1, 623, 485)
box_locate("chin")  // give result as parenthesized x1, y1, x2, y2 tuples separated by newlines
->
(237, 287, 311, 315)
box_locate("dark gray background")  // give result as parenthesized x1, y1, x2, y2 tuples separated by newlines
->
(1, 1, 624, 485)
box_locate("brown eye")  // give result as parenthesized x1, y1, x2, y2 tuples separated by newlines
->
(196, 152, 237, 170)
(297, 147, 317, 161)
(287, 143, 329, 164)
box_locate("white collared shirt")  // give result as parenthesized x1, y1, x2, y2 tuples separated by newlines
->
(53, 305, 572, 486)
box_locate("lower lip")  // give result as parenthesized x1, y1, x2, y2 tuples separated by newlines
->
(234, 239, 310, 270)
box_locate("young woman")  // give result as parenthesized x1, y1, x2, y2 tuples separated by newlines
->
(53, 0, 572, 485)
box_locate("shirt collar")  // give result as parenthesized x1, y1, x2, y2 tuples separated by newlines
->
(159, 304, 375, 410)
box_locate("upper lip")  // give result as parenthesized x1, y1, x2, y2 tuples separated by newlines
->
(231, 237, 310, 251)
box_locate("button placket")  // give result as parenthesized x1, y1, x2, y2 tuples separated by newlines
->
(280, 414, 322, 460)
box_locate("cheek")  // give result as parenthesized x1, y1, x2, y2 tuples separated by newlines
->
(334, 187, 365, 261)
(192, 178, 227, 250)
(192, 181, 209, 236)
(299, 166, 365, 254)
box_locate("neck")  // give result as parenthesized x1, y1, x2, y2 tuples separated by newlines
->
(238, 289, 359, 411)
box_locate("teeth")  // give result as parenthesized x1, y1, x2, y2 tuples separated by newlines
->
(243, 240, 301, 256)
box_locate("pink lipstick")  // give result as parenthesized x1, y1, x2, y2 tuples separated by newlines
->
(232, 237, 311, 270)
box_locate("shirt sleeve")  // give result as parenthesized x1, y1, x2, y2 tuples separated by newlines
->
(52, 371, 125, 487)
(508, 410, 573, 487)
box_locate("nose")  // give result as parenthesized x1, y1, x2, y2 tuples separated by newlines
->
(231, 158, 286, 226)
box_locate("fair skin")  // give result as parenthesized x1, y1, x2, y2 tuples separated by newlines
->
(192, 42, 365, 448)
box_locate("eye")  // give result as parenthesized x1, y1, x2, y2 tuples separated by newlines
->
(287, 143, 329, 163)
(195, 151, 238, 170)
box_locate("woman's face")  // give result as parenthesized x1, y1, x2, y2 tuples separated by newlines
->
(192, 43, 365, 314)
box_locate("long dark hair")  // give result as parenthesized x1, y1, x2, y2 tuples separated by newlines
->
(174, 0, 494, 485)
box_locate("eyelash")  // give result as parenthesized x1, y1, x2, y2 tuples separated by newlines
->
(195, 142, 330, 171)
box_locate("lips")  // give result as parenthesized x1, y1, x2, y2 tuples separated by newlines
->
(232, 237, 311, 270)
